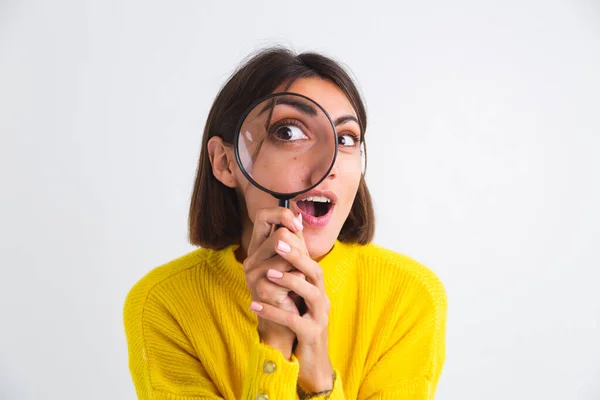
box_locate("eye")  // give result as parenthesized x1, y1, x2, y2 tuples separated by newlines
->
(273, 125, 308, 141)
(338, 134, 358, 147)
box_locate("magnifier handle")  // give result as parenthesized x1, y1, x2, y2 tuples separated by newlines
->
(275, 198, 291, 231)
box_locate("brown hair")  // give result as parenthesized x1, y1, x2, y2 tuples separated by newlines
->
(188, 47, 375, 249)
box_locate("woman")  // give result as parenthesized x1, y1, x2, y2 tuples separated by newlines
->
(124, 47, 447, 399)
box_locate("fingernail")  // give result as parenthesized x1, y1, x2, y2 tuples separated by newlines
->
(276, 240, 292, 253)
(267, 268, 284, 278)
(250, 301, 263, 312)
(293, 214, 303, 231)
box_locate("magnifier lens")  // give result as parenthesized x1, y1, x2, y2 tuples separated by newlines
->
(235, 93, 337, 197)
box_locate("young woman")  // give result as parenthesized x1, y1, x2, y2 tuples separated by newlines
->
(124, 47, 447, 400)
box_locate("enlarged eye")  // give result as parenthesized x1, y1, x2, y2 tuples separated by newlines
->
(273, 125, 308, 141)
(338, 134, 357, 147)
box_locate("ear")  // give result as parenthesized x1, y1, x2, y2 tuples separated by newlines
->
(207, 137, 238, 188)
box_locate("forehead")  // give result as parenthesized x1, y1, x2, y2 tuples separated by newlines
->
(275, 77, 357, 120)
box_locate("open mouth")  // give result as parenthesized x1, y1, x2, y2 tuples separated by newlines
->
(296, 195, 333, 218)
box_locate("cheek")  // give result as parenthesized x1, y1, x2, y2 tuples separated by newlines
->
(233, 169, 279, 221)
(338, 156, 363, 205)
(343, 155, 362, 182)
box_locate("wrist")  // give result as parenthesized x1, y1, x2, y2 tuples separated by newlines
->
(296, 339, 333, 391)
(297, 367, 334, 393)
(297, 371, 335, 399)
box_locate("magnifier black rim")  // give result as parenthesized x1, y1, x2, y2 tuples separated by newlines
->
(233, 91, 339, 200)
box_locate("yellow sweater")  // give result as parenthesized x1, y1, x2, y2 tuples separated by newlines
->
(123, 240, 447, 399)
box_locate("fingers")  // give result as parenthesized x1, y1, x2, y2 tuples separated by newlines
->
(292, 213, 306, 249)
(244, 207, 311, 330)
(273, 234, 325, 293)
(253, 272, 293, 306)
(266, 268, 328, 322)
(247, 207, 303, 257)
(249, 256, 305, 311)
(244, 221, 306, 274)
(250, 301, 305, 336)
(288, 269, 307, 281)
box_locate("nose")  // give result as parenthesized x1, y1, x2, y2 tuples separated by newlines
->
(308, 158, 337, 186)
(326, 160, 338, 180)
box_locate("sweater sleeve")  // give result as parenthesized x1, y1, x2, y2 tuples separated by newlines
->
(123, 280, 302, 399)
(357, 265, 448, 400)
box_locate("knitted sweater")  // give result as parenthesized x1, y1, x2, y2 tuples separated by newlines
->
(123, 240, 447, 399)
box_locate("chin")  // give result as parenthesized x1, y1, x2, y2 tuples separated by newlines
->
(303, 229, 339, 260)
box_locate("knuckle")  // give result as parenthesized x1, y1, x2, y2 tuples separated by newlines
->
(247, 266, 263, 280)
(268, 257, 289, 272)
(283, 208, 295, 221)
(245, 269, 257, 285)
(278, 228, 292, 240)
(311, 289, 322, 304)
(254, 209, 267, 224)
(289, 270, 304, 279)
(255, 282, 270, 300)
(314, 265, 324, 280)
(279, 296, 293, 310)
(294, 271, 307, 280)
(285, 312, 296, 328)
(273, 229, 286, 241)
(276, 293, 288, 304)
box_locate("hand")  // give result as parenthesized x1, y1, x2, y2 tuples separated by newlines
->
(243, 207, 306, 360)
(249, 230, 334, 393)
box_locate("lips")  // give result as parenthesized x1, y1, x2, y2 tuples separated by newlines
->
(292, 190, 337, 228)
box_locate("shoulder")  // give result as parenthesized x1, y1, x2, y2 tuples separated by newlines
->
(123, 247, 210, 329)
(354, 242, 447, 313)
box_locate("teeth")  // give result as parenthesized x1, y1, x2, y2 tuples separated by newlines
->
(299, 195, 331, 203)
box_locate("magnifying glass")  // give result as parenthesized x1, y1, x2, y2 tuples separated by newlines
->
(233, 92, 337, 324)
(234, 92, 338, 216)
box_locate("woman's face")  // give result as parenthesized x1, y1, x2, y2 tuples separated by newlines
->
(233, 77, 363, 259)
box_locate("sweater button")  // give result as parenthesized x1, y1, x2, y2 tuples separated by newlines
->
(256, 394, 268, 400)
(263, 361, 276, 374)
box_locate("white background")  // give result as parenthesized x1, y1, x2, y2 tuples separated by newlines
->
(1, 0, 599, 399)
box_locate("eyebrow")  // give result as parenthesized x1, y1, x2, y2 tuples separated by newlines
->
(334, 115, 359, 127)
(258, 98, 317, 117)
(257, 99, 360, 128)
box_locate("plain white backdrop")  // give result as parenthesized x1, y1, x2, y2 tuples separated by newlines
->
(1, 0, 599, 399)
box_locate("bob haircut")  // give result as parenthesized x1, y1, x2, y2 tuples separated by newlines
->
(189, 47, 375, 249)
